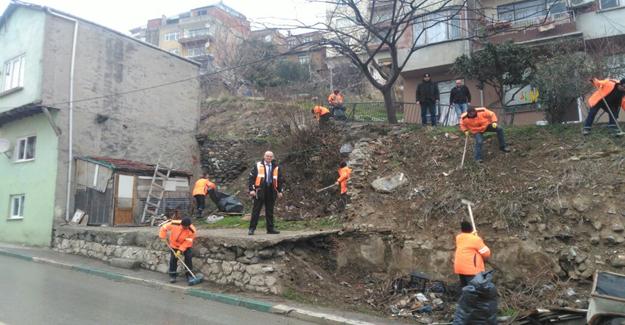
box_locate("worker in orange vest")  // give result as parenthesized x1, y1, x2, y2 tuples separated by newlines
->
(192, 173, 216, 218)
(583, 78, 625, 135)
(336, 161, 352, 211)
(459, 107, 510, 162)
(312, 105, 331, 128)
(159, 217, 196, 283)
(247, 151, 284, 235)
(328, 89, 347, 121)
(454, 221, 491, 287)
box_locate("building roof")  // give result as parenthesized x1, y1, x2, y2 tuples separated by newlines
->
(79, 156, 192, 177)
(0, 1, 200, 67)
(0, 102, 58, 126)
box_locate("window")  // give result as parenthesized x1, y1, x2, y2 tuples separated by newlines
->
(15, 136, 36, 162)
(168, 48, 180, 55)
(196, 9, 208, 16)
(186, 47, 207, 57)
(497, 0, 568, 24)
(2, 55, 25, 92)
(164, 32, 179, 41)
(600, 0, 622, 9)
(298, 55, 310, 65)
(413, 8, 462, 45)
(184, 28, 210, 38)
(9, 195, 25, 219)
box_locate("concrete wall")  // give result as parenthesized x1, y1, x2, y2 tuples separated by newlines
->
(576, 6, 625, 40)
(0, 7, 45, 110)
(0, 114, 58, 246)
(40, 12, 201, 223)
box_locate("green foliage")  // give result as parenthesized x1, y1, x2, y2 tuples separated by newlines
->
(532, 51, 595, 123)
(453, 42, 534, 108)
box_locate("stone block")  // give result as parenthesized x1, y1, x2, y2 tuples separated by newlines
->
(110, 258, 142, 270)
(249, 275, 265, 286)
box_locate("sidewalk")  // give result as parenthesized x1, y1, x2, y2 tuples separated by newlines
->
(0, 243, 405, 325)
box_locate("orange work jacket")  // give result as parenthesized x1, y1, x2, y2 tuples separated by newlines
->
(192, 178, 216, 196)
(313, 106, 331, 120)
(255, 162, 279, 190)
(328, 93, 344, 106)
(454, 232, 491, 276)
(337, 166, 352, 194)
(587, 78, 625, 110)
(159, 220, 196, 251)
(459, 107, 498, 134)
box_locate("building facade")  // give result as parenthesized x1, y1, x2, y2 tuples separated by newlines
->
(130, 3, 250, 70)
(0, 2, 200, 246)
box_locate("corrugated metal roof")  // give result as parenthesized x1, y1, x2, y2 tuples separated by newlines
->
(79, 156, 191, 177)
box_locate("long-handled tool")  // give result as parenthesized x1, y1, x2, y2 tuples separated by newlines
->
(461, 199, 477, 234)
(460, 133, 469, 169)
(166, 243, 204, 286)
(316, 183, 338, 193)
(601, 98, 625, 137)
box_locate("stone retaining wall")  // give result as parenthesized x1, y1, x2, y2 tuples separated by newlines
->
(52, 227, 288, 294)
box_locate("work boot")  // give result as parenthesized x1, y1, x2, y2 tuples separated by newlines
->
(582, 128, 590, 136)
(169, 276, 177, 283)
(500, 147, 511, 153)
(248, 229, 255, 236)
(476, 159, 484, 164)
(267, 229, 280, 234)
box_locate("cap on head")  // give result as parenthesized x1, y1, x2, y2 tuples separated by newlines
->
(461, 221, 473, 233)
(620, 78, 625, 85)
(181, 217, 192, 227)
(424, 73, 431, 78)
(339, 161, 347, 168)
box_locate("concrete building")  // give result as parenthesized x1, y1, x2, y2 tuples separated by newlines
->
(394, 0, 625, 124)
(0, 2, 200, 246)
(285, 31, 329, 81)
(131, 2, 250, 70)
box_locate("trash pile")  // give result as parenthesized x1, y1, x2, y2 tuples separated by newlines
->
(387, 272, 451, 322)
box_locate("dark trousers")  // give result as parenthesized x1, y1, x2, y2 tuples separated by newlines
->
(250, 187, 276, 231)
(458, 274, 475, 287)
(194, 195, 205, 216)
(474, 125, 507, 161)
(319, 114, 331, 129)
(338, 193, 348, 212)
(421, 102, 437, 126)
(584, 103, 620, 129)
(169, 248, 193, 277)
(331, 105, 347, 121)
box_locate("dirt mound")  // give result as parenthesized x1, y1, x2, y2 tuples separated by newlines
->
(198, 99, 625, 320)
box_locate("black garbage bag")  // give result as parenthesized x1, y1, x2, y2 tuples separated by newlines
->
(210, 191, 244, 213)
(452, 270, 498, 325)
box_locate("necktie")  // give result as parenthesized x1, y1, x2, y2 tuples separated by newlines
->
(266, 163, 272, 185)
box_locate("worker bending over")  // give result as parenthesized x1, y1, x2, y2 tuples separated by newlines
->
(328, 89, 347, 120)
(312, 105, 331, 128)
(192, 173, 216, 218)
(159, 217, 196, 283)
(583, 78, 625, 135)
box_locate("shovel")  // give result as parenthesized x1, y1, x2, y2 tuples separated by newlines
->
(316, 183, 338, 193)
(460, 133, 469, 169)
(601, 98, 625, 137)
(461, 199, 477, 234)
(166, 243, 204, 286)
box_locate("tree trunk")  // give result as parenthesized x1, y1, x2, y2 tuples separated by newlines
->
(382, 88, 398, 124)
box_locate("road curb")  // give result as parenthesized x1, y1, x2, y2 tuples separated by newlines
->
(0, 248, 380, 325)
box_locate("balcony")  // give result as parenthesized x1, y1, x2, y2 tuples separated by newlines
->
(178, 33, 211, 44)
(484, 12, 579, 45)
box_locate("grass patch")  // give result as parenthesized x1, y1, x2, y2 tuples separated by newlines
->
(196, 215, 342, 231)
(281, 287, 316, 304)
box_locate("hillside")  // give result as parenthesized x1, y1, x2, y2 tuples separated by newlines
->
(197, 98, 625, 321)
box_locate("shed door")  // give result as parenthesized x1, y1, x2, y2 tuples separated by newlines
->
(114, 174, 135, 225)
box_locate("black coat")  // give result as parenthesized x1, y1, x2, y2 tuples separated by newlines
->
(450, 85, 472, 104)
(248, 160, 285, 193)
(416, 80, 440, 103)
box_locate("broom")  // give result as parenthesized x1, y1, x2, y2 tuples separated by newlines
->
(166, 243, 204, 286)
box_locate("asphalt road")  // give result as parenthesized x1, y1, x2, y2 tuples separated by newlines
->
(0, 255, 313, 325)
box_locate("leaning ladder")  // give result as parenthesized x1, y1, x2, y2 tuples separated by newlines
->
(140, 162, 173, 225)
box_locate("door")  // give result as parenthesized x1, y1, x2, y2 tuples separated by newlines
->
(114, 174, 135, 225)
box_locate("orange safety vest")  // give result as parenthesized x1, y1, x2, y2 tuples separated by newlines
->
(328, 93, 344, 106)
(337, 166, 352, 194)
(453, 232, 491, 276)
(254, 162, 279, 190)
(159, 220, 196, 251)
(587, 78, 625, 110)
(192, 178, 216, 196)
(459, 107, 498, 134)
(313, 106, 330, 120)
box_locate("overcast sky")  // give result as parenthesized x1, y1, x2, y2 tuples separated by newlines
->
(0, 0, 326, 33)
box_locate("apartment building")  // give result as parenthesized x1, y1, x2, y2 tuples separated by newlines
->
(395, 0, 625, 124)
(131, 2, 250, 70)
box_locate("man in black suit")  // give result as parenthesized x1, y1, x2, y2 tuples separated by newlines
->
(247, 151, 285, 235)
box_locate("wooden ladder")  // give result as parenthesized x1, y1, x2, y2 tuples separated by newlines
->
(140, 162, 173, 225)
